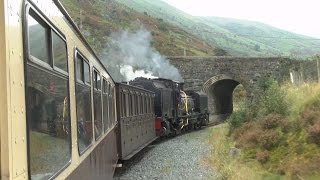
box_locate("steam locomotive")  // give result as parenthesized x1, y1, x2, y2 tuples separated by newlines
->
(130, 77, 209, 137)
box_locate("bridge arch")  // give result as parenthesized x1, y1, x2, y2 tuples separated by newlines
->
(202, 74, 246, 116)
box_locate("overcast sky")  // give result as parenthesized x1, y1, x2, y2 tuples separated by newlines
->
(162, 0, 320, 38)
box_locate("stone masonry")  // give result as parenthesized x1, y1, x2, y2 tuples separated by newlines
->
(168, 56, 299, 115)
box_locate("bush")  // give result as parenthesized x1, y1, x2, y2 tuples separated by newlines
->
(299, 106, 320, 145)
(158, 22, 168, 31)
(259, 80, 288, 116)
(307, 121, 320, 145)
(237, 127, 264, 148)
(228, 110, 247, 132)
(300, 107, 320, 126)
(256, 150, 269, 164)
(259, 130, 281, 150)
(260, 113, 283, 129)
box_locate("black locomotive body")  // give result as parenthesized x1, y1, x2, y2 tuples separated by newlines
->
(130, 77, 209, 136)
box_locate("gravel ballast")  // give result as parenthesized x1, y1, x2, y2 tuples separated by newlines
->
(114, 127, 218, 180)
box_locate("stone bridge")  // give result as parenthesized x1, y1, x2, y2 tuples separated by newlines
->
(168, 56, 300, 116)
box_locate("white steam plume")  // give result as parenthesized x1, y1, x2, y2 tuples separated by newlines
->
(101, 27, 183, 82)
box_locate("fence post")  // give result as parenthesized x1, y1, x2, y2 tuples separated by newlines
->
(317, 59, 320, 83)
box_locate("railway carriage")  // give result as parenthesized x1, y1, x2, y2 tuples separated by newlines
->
(116, 83, 157, 160)
(1, 0, 118, 179)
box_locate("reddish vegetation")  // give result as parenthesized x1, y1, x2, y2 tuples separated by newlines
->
(256, 150, 269, 164)
(300, 107, 320, 145)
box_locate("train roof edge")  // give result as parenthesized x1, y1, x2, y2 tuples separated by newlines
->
(52, 0, 115, 83)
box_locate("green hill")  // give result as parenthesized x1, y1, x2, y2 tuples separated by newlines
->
(60, 0, 220, 57)
(116, 0, 320, 58)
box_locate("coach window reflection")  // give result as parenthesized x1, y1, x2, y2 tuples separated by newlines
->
(75, 54, 93, 153)
(28, 14, 50, 64)
(26, 11, 71, 180)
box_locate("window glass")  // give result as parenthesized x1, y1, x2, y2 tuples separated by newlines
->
(93, 70, 97, 89)
(75, 54, 92, 152)
(131, 94, 135, 116)
(97, 74, 101, 90)
(122, 93, 126, 118)
(110, 87, 114, 125)
(76, 54, 83, 81)
(128, 94, 132, 116)
(84, 61, 90, 84)
(136, 95, 139, 115)
(76, 83, 92, 153)
(139, 96, 141, 114)
(52, 31, 68, 72)
(109, 85, 114, 126)
(93, 71, 102, 139)
(103, 80, 109, 132)
(28, 14, 50, 64)
(26, 65, 71, 179)
(111, 87, 115, 125)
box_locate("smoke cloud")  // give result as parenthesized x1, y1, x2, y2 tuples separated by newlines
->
(101, 27, 183, 82)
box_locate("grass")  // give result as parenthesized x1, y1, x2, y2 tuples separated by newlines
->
(206, 124, 281, 180)
(207, 82, 320, 179)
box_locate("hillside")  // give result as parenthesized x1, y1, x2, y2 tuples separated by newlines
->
(116, 0, 320, 58)
(60, 0, 220, 57)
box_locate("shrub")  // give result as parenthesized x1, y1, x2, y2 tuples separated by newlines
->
(299, 106, 320, 145)
(259, 80, 288, 116)
(228, 110, 247, 132)
(258, 130, 281, 150)
(256, 150, 269, 164)
(158, 23, 168, 31)
(307, 120, 320, 145)
(237, 127, 264, 148)
(300, 107, 320, 126)
(232, 122, 257, 140)
(260, 113, 283, 129)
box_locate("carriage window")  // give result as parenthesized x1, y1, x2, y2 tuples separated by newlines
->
(109, 85, 114, 125)
(76, 56, 83, 81)
(84, 62, 90, 84)
(28, 13, 50, 64)
(52, 31, 68, 72)
(139, 96, 142, 114)
(128, 94, 132, 116)
(132, 94, 135, 116)
(103, 79, 109, 132)
(26, 11, 71, 180)
(122, 93, 126, 118)
(111, 87, 115, 124)
(97, 74, 101, 90)
(93, 70, 102, 139)
(75, 53, 92, 153)
(135, 95, 139, 115)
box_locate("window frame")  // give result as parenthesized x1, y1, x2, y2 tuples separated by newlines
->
(27, 8, 68, 77)
(102, 78, 109, 132)
(51, 29, 69, 75)
(74, 49, 93, 155)
(75, 51, 91, 87)
(92, 68, 103, 140)
(24, 4, 72, 180)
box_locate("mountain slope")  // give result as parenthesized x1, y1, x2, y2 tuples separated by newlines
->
(60, 0, 220, 57)
(116, 0, 320, 58)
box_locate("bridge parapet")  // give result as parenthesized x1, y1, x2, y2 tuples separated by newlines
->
(167, 56, 309, 116)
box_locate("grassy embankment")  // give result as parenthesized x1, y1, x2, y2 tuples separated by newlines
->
(206, 79, 320, 179)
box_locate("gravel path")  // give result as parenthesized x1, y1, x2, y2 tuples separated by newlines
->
(114, 127, 218, 180)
